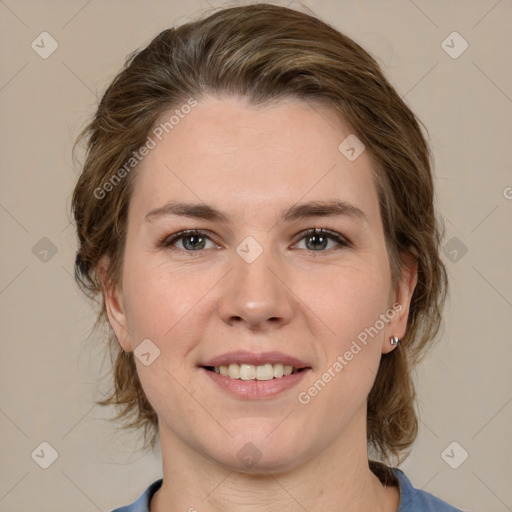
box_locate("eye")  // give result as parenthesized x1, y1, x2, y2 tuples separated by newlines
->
(294, 228, 351, 252)
(159, 227, 351, 256)
(160, 229, 217, 253)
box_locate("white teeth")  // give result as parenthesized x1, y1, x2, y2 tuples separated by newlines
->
(256, 364, 274, 381)
(273, 363, 284, 378)
(213, 363, 302, 380)
(239, 364, 256, 380)
(228, 363, 240, 379)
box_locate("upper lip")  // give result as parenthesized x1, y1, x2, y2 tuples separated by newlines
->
(201, 350, 311, 369)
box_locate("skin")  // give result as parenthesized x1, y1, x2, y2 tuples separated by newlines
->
(101, 95, 417, 512)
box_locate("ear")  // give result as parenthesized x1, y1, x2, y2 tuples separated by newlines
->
(98, 255, 132, 352)
(381, 251, 418, 354)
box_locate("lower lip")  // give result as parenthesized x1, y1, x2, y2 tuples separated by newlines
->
(201, 368, 310, 399)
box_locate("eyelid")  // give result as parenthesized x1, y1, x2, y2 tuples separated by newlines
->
(160, 229, 219, 248)
(159, 227, 352, 252)
(294, 227, 352, 248)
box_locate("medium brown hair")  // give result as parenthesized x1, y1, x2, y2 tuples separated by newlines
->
(72, 2, 448, 466)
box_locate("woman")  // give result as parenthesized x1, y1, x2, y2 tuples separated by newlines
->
(72, 3, 461, 511)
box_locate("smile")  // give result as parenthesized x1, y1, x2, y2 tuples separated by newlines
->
(201, 367, 311, 399)
(204, 363, 305, 380)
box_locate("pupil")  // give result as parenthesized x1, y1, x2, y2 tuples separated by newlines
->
(307, 234, 327, 251)
(185, 235, 205, 250)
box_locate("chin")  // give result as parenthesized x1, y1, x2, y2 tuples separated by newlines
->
(200, 427, 312, 475)
(211, 447, 306, 475)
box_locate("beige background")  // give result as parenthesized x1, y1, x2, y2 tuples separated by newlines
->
(1, 0, 511, 510)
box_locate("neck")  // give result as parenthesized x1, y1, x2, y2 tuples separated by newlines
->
(150, 418, 399, 512)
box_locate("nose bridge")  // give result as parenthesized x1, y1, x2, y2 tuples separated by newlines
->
(218, 235, 294, 328)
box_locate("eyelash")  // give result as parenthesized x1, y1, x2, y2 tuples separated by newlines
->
(159, 228, 351, 257)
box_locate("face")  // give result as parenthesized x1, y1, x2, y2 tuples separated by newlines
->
(102, 95, 416, 472)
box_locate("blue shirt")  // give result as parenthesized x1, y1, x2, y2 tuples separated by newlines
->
(111, 468, 462, 511)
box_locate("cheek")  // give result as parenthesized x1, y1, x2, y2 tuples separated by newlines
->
(300, 269, 391, 417)
(308, 261, 391, 346)
(122, 257, 214, 355)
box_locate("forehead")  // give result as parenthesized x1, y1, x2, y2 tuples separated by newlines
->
(129, 96, 381, 227)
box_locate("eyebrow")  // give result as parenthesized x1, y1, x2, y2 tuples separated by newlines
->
(144, 199, 368, 224)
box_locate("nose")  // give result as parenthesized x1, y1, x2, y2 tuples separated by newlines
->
(217, 246, 294, 331)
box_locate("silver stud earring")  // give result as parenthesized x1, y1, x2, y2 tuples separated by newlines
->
(390, 336, 400, 346)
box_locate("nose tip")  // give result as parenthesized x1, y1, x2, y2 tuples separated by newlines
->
(218, 256, 294, 330)
(230, 311, 284, 330)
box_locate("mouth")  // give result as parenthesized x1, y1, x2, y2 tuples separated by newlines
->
(199, 351, 312, 399)
(202, 363, 309, 381)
